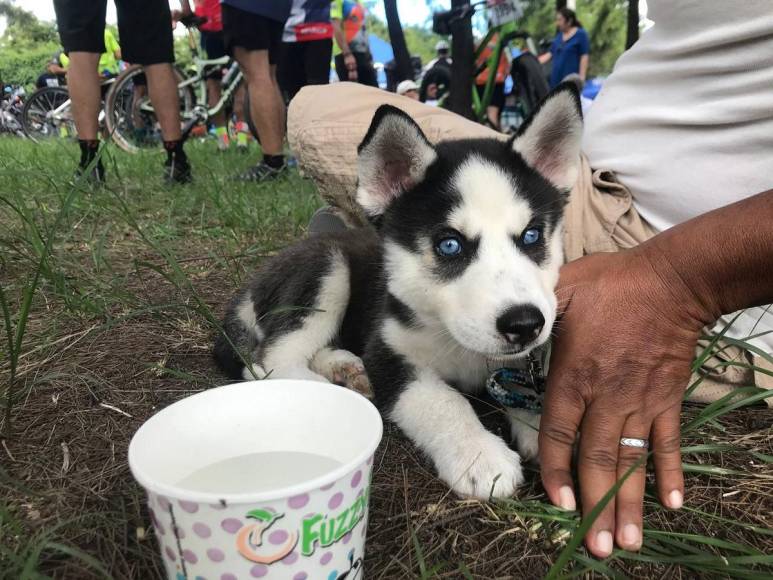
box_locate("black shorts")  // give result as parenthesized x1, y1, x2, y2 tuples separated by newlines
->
(476, 82, 506, 110)
(278, 39, 332, 101)
(221, 4, 284, 65)
(200, 30, 227, 79)
(53, 0, 174, 65)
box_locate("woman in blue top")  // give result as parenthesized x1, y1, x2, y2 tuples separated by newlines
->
(539, 8, 590, 88)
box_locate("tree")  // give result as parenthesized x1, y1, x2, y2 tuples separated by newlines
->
(448, 0, 473, 119)
(626, 0, 639, 49)
(384, 0, 413, 82)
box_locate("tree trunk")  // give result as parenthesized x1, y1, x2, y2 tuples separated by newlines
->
(384, 0, 413, 82)
(448, 0, 474, 119)
(626, 0, 640, 49)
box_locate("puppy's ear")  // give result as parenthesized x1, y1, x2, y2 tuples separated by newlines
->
(356, 105, 437, 217)
(512, 83, 583, 191)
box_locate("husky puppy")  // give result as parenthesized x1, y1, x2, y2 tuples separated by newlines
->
(215, 85, 583, 498)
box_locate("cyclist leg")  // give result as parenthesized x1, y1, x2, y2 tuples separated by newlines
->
(201, 30, 229, 148)
(115, 0, 181, 141)
(53, 0, 106, 141)
(224, 3, 286, 175)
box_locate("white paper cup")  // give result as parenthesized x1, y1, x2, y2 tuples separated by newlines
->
(129, 380, 383, 580)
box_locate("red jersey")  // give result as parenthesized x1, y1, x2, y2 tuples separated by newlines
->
(194, 0, 222, 32)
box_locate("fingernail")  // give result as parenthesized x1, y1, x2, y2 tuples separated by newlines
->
(558, 486, 576, 511)
(668, 489, 683, 509)
(622, 523, 641, 548)
(596, 530, 613, 556)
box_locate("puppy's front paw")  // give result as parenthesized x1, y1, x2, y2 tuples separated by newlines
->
(437, 433, 524, 499)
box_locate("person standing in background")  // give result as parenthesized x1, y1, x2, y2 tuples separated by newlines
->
(279, 0, 334, 102)
(331, 0, 377, 87)
(539, 7, 590, 89)
(221, 0, 291, 180)
(475, 33, 511, 130)
(53, 0, 192, 183)
(176, 0, 249, 151)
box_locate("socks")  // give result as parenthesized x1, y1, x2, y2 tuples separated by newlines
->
(215, 126, 230, 148)
(78, 139, 99, 167)
(163, 139, 187, 161)
(235, 121, 249, 147)
(263, 153, 285, 169)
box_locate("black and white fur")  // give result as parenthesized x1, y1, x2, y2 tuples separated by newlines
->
(215, 85, 583, 499)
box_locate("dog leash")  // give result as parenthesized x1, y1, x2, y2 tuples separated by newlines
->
(485, 352, 546, 413)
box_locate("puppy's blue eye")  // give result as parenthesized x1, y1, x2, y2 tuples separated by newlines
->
(436, 237, 462, 256)
(522, 228, 541, 245)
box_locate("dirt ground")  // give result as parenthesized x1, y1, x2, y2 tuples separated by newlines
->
(2, 252, 772, 580)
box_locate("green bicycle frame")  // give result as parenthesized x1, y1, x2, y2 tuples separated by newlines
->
(471, 19, 519, 123)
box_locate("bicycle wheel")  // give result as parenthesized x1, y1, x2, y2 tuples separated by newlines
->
(21, 86, 75, 141)
(105, 64, 194, 153)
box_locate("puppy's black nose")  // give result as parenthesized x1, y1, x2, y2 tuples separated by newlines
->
(496, 305, 545, 346)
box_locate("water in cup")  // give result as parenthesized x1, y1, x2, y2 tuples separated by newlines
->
(175, 451, 343, 494)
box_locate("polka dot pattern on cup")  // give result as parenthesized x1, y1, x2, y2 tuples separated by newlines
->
(351, 471, 362, 488)
(164, 545, 176, 561)
(328, 492, 343, 510)
(320, 551, 333, 565)
(294, 572, 308, 580)
(282, 551, 299, 565)
(288, 493, 310, 509)
(179, 500, 199, 513)
(221, 574, 237, 580)
(193, 522, 212, 538)
(343, 531, 352, 545)
(269, 529, 289, 545)
(173, 525, 185, 539)
(250, 564, 268, 577)
(182, 549, 198, 564)
(157, 496, 171, 511)
(221, 518, 242, 534)
(207, 548, 225, 563)
(148, 508, 165, 535)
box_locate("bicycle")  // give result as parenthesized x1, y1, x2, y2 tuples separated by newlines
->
(21, 77, 117, 141)
(433, 0, 548, 129)
(105, 15, 244, 154)
(1, 85, 26, 138)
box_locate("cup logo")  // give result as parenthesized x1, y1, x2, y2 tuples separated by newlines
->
(236, 510, 298, 564)
(236, 486, 370, 567)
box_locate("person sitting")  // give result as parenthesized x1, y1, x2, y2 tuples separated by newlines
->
(286, 0, 773, 559)
(36, 50, 68, 89)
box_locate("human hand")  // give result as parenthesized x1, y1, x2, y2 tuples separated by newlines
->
(539, 248, 709, 557)
(344, 53, 358, 81)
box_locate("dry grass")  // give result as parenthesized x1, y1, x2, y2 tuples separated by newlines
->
(1, 138, 771, 579)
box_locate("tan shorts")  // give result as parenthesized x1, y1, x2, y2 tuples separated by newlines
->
(288, 83, 772, 404)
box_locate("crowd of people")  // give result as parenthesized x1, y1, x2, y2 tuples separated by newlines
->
(49, 0, 390, 183)
(48, 1, 594, 183)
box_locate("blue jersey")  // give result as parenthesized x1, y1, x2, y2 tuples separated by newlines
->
(549, 27, 590, 88)
(220, 0, 291, 23)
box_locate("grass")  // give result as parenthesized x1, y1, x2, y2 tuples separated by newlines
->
(0, 135, 771, 579)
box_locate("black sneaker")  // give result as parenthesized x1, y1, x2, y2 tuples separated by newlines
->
(164, 154, 192, 184)
(234, 161, 287, 182)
